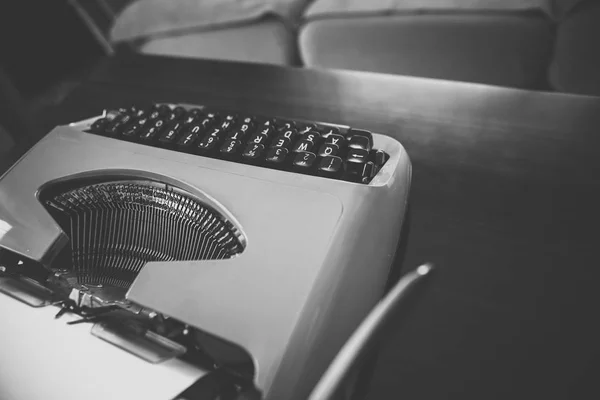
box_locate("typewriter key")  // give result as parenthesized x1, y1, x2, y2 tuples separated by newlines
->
(293, 151, 317, 170)
(170, 106, 187, 120)
(265, 147, 289, 165)
(89, 118, 108, 134)
(158, 121, 185, 145)
(325, 133, 345, 148)
(177, 132, 200, 150)
(348, 129, 373, 151)
(220, 139, 242, 157)
(241, 143, 265, 161)
(318, 155, 343, 179)
(317, 143, 339, 157)
(139, 119, 166, 141)
(270, 136, 290, 149)
(292, 139, 313, 153)
(248, 132, 269, 146)
(297, 123, 315, 135)
(315, 125, 342, 136)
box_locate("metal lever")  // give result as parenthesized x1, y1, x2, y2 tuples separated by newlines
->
(309, 263, 435, 400)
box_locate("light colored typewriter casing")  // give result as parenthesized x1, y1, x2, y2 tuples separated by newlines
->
(0, 114, 411, 400)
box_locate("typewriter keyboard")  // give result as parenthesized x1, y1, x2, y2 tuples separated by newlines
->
(86, 104, 389, 184)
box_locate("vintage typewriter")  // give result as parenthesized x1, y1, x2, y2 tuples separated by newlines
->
(0, 103, 411, 400)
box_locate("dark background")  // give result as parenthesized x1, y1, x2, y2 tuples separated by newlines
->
(1, 2, 102, 100)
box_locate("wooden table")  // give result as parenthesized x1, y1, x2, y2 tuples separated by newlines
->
(49, 54, 600, 400)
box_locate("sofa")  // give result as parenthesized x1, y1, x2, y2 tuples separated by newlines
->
(106, 0, 599, 96)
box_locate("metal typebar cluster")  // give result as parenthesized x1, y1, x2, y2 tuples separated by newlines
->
(45, 181, 243, 288)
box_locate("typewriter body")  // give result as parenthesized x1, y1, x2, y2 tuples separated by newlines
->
(0, 103, 411, 400)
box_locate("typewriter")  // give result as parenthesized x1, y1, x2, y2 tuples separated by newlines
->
(0, 103, 411, 400)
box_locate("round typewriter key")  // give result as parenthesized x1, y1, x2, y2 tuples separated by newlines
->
(148, 110, 161, 121)
(205, 112, 220, 121)
(205, 127, 222, 138)
(220, 139, 242, 156)
(219, 115, 236, 131)
(317, 125, 340, 137)
(131, 107, 148, 118)
(317, 143, 339, 157)
(249, 132, 269, 146)
(318, 155, 343, 179)
(296, 122, 315, 135)
(227, 129, 247, 141)
(158, 121, 184, 145)
(89, 118, 108, 134)
(177, 132, 199, 150)
(303, 131, 320, 144)
(325, 134, 345, 147)
(141, 119, 167, 140)
(292, 139, 314, 153)
(121, 123, 143, 140)
(105, 115, 131, 136)
(272, 136, 291, 149)
(198, 117, 214, 130)
(257, 124, 274, 138)
(242, 143, 265, 160)
(171, 106, 187, 120)
(280, 129, 297, 141)
(183, 113, 197, 124)
(139, 124, 162, 142)
(293, 151, 317, 171)
(154, 104, 171, 114)
(136, 116, 149, 127)
(265, 147, 289, 165)
(237, 117, 255, 135)
(188, 108, 204, 118)
(197, 135, 219, 151)
(275, 119, 296, 131)
(257, 118, 274, 127)
(104, 109, 122, 120)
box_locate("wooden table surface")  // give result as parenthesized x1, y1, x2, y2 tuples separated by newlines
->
(50, 54, 600, 400)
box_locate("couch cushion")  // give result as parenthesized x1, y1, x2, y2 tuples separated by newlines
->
(304, 0, 582, 21)
(549, 1, 600, 96)
(111, 0, 310, 42)
(299, 3, 554, 88)
(140, 18, 296, 65)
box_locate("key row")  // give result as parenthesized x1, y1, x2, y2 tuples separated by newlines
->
(86, 104, 389, 184)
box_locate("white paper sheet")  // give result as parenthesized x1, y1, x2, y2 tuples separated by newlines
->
(0, 294, 209, 400)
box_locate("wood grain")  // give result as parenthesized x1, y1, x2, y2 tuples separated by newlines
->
(51, 54, 600, 400)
